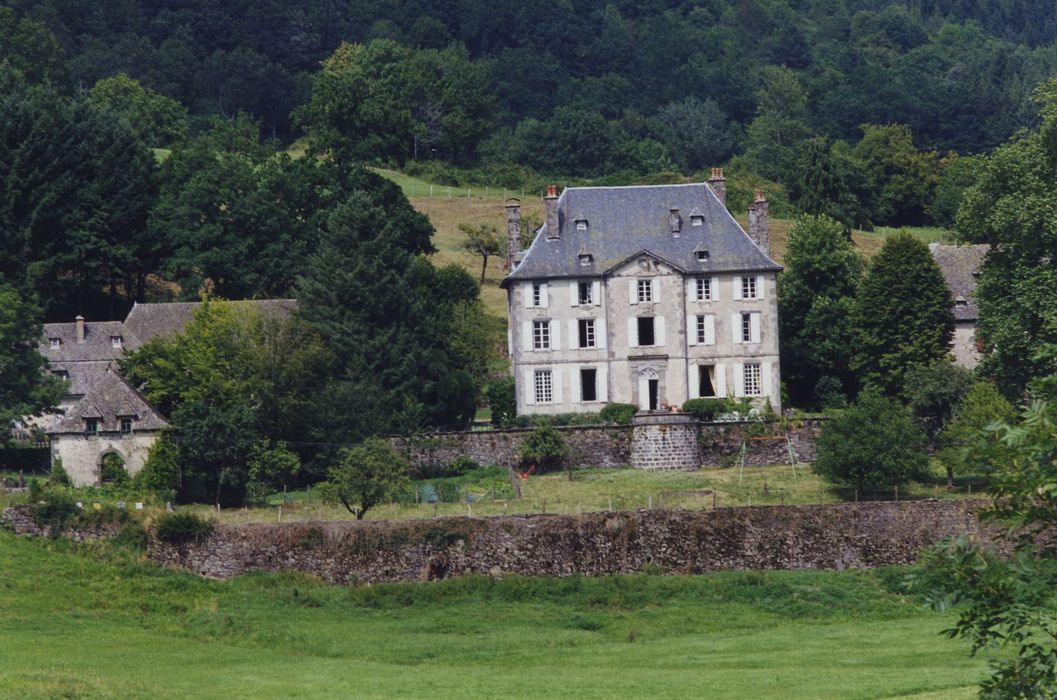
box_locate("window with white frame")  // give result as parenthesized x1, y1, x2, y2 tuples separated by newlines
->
(691, 214, 705, 226)
(744, 363, 762, 396)
(695, 277, 711, 301)
(741, 276, 757, 299)
(578, 281, 592, 305)
(120, 417, 133, 434)
(578, 319, 596, 348)
(532, 282, 544, 307)
(534, 370, 553, 403)
(532, 320, 550, 350)
(637, 279, 653, 303)
(111, 335, 123, 348)
(741, 313, 752, 343)
(695, 315, 706, 344)
(49, 338, 61, 349)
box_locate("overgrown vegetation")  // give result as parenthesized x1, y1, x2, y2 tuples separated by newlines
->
(154, 511, 215, 544)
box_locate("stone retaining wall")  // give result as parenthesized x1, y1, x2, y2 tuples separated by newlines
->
(148, 499, 989, 584)
(2, 505, 122, 541)
(393, 418, 824, 472)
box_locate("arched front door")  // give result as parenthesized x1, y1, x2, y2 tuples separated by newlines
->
(638, 368, 660, 411)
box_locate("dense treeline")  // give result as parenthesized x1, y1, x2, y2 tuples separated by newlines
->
(3, 2, 1056, 172)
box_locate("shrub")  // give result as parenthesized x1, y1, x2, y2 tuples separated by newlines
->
(518, 424, 567, 472)
(112, 520, 149, 549)
(444, 456, 479, 477)
(155, 511, 215, 544)
(487, 378, 517, 429)
(599, 403, 637, 425)
(73, 503, 128, 529)
(48, 459, 71, 487)
(31, 489, 78, 530)
(682, 398, 738, 421)
(100, 453, 130, 486)
(132, 435, 179, 501)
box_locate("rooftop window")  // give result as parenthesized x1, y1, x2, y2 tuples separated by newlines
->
(575, 219, 588, 231)
(111, 335, 123, 348)
(50, 338, 61, 349)
(691, 215, 705, 227)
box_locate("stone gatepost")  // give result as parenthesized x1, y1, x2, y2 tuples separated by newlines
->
(630, 414, 702, 471)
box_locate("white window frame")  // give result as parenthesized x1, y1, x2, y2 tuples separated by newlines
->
(637, 278, 653, 303)
(696, 277, 711, 301)
(744, 363, 762, 396)
(534, 370, 553, 403)
(533, 320, 550, 350)
(111, 336, 123, 348)
(578, 281, 592, 305)
(532, 282, 543, 307)
(741, 313, 752, 343)
(696, 315, 706, 344)
(50, 338, 61, 349)
(691, 215, 704, 227)
(741, 276, 757, 299)
(578, 319, 596, 348)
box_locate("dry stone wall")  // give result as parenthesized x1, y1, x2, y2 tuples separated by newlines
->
(148, 500, 990, 584)
(393, 418, 823, 473)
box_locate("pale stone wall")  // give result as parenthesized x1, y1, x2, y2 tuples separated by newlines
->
(511, 264, 781, 415)
(630, 415, 700, 471)
(51, 431, 160, 486)
(951, 321, 980, 369)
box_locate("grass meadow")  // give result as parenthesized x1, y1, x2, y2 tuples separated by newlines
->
(0, 530, 985, 699)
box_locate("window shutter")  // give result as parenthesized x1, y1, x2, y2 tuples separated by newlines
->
(733, 278, 743, 300)
(761, 361, 773, 399)
(569, 281, 578, 306)
(686, 278, 696, 302)
(523, 283, 534, 309)
(552, 368, 563, 404)
(652, 278, 661, 302)
(687, 314, 697, 346)
(597, 365, 609, 402)
(522, 321, 533, 352)
(540, 283, 549, 308)
(750, 313, 761, 343)
(596, 319, 607, 349)
(627, 317, 638, 347)
(689, 365, 700, 399)
(592, 280, 601, 306)
(655, 316, 666, 346)
(712, 276, 720, 301)
(757, 275, 766, 300)
(704, 315, 716, 345)
(629, 279, 638, 305)
(733, 363, 744, 397)
(551, 319, 561, 349)
(731, 314, 741, 344)
(715, 363, 727, 397)
(568, 320, 578, 349)
(573, 369, 582, 404)
(523, 369, 535, 405)
(507, 327, 513, 356)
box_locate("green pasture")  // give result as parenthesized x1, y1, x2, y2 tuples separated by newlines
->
(0, 531, 984, 699)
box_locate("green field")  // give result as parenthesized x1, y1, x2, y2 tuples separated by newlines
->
(0, 530, 984, 699)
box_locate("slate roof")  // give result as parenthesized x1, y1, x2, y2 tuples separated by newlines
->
(929, 244, 989, 321)
(124, 299, 297, 344)
(48, 366, 170, 435)
(40, 320, 140, 362)
(503, 183, 780, 286)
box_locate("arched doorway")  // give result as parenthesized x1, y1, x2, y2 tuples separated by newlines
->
(638, 368, 660, 411)
(99, 451, 129, 486)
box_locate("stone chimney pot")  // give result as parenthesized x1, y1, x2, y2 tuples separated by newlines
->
(544, 185, 560, 240)
(75, 315, 85, 344)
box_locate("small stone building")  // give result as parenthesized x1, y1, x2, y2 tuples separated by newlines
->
(502, 173, 783, 415)
(929, 243, 989, 369)
(40, 300, 296, 485)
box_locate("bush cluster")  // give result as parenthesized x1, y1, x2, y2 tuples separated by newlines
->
(154, 511, 215, 544)
(681, 399, 741, 421)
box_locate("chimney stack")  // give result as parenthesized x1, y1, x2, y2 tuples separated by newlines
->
(544, 185, 560, 240)
(747, 190, 770, 256)
(708, 167, 727, 207)
(75, 315, 85, 343)
(505, 198, 522, 269)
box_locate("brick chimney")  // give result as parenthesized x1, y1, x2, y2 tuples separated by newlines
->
(75, 315, 85, 343)
(544, 185, 560, 240)
(708, 168, 727, 207)
(747, 190, 770, 256)
(505, 198, 521, 269)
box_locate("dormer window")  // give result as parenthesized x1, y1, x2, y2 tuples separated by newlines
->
(575, 219, 588, 231)
(111, 335, 123, 348)
(955, 295, 968, 306)
(84, 418, 98, 436)
(696, 249, 709, 262)
(120, 417, 133, 434)
(691, 215, 705, 227)
(50, 338, 61, 349)
(52, 370, 69, 380)
(579, 253, 593, 266)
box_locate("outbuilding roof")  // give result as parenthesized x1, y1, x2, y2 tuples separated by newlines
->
(48, 367, 170, 435)
(929, 243, 989, 321)
(503, 183, 780, 286)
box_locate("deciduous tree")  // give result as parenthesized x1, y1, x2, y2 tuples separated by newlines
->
(322, 438, 409, 519)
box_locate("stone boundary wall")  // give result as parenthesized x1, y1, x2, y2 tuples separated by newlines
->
(2, 505, 122, 541)
(148, 500, 989, 584)
(392, 419, 824, 472)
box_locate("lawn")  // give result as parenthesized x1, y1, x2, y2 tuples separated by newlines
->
(180, 463, 982, 526)
(0, 530, 984, 699)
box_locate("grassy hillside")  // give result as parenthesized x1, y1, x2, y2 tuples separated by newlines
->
(0, 531, 983, 698)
